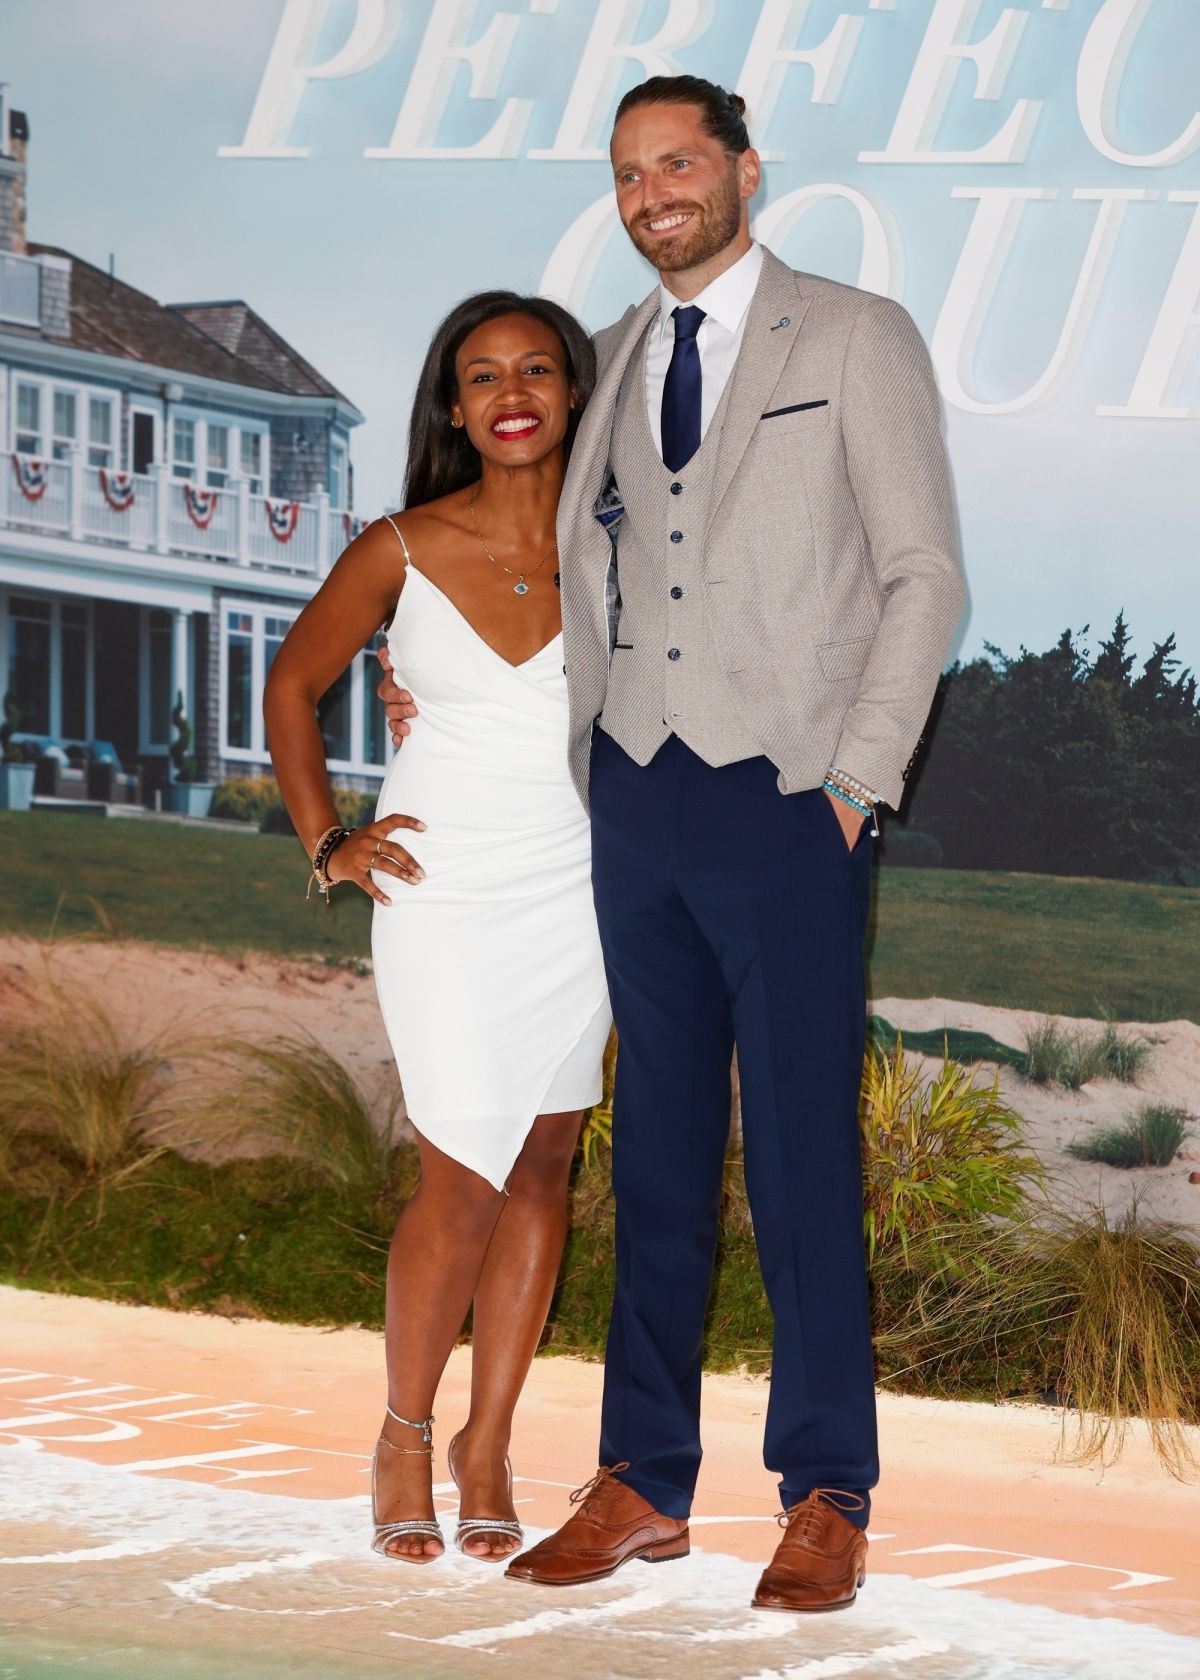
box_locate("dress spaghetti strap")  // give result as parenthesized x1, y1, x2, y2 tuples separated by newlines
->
(382, 513, 412, 566)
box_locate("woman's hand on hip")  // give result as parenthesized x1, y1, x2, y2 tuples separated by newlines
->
(327, 813, 427, 905)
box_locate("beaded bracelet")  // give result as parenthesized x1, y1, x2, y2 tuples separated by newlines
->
(827, 766, 882, 807)
(307, 824, 353, 902)
(822, 777, 881, 839)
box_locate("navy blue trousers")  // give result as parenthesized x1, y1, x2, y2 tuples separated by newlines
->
(589, 729, 878, 1526)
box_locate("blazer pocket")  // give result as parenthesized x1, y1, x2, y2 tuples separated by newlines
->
(816, 635, 872, 682)
(761, 400, 828, 419)
(754, 400, 830, 438)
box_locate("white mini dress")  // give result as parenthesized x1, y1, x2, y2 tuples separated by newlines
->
(370, 518, 610, 1191)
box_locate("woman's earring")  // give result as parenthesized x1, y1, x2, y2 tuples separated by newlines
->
(451, 416, 462, 428)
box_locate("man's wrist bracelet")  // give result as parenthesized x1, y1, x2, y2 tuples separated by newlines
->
(822, 777, 880, 839)
(307, 825, 353, 902)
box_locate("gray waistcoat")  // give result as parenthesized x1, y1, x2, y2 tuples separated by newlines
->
(599, 326, 761, 767)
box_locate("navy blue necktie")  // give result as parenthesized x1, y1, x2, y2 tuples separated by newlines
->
(660, 304, 705, 472)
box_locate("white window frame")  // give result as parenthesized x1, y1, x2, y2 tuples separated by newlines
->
(9, 374, 121, 464)
(138, 605, 176, 754)
(52, 389, 78, 461)
(169, 406, 271, 495)
(239, 425, 266, 494)
(1, 586, 95, 743)
(329, 436, 348, 510)
(87, 393, 115, 469)
(218, 596, 386, 774)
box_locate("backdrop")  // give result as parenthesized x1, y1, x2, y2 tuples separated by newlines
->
(3, 1, 1198, 878)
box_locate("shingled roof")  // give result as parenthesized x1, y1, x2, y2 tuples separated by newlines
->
(168, 301, 344, 400)
(24, 244, 354, 407)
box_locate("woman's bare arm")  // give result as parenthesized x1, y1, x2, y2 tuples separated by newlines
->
(264, 522, 408, 856)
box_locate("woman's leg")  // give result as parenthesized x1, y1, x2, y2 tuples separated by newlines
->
(376, 1131, 507, 1559)
(450, 1109, 583, 1558)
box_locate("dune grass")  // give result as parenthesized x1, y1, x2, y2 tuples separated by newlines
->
(4, 812, 1199, 1019)
(1066, 1106, 1191, 1170)
(1022, 1017, 1152, 1089)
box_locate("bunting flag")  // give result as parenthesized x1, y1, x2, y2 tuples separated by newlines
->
(265, 496, 300, 543)
(12, 453, 48, 501)
(342, 512, 369, 544)
(99, 468, 136, 512)
(183, 483, 218, 529)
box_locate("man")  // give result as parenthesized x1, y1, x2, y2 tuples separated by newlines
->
(382, 75, 964, 1612)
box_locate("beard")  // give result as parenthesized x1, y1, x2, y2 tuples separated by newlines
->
(624, 164, 743, 274)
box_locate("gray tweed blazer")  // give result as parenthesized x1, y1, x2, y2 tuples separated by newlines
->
(558, 248, 966, 811)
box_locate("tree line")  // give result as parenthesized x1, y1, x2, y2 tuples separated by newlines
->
(883, 614, 1199, 884)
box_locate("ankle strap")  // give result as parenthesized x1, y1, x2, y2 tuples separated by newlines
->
(386, 1405, 434, 1445)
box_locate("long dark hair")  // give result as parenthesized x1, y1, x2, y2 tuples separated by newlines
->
(615, 75, 750, 156)
(403, 291, 596, 510)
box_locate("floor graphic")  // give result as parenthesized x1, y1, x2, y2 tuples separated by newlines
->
(2, 1295, 1198, 1680)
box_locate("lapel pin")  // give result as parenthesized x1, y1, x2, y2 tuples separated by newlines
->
(770, 316, 791, 330)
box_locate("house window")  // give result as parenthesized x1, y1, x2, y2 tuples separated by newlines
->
(207, 424, 229, 488)
(330, 438, 348, 509)
(220, 601, 384, 773)
(361, 647, 388, 767)
(318, 666, 352, 764)
(225, 609, 255, 752)
(7, 596, 52, 735)
(240, 430, 264, 494)
(52, 390, 77, 460)
(87, 397, 114, 468)
(15, 382, 41, 455)
(172, 417, 196, 479)
(146, 609, 173, 747)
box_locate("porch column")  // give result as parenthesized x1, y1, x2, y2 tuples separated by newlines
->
(169, 608, 191, 780)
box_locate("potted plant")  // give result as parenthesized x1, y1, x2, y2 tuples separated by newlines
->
(162, 691, 216, 818)
(0, 692, 36, 812)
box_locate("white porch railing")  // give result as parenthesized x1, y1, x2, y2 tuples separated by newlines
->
(0, 251, 41, 327)
(1, 448, 361, 578)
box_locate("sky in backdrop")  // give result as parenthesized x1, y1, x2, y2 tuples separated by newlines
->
(3, 0, 1198, 669)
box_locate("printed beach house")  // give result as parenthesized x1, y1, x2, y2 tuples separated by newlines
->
(0, 89, 387, 813)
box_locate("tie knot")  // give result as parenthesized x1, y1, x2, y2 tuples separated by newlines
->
(671, 305, 705, 342)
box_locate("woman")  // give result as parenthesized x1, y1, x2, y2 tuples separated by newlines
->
(264, 292, 609, 1565)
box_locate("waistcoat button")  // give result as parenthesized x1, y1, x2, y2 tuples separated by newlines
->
(670, 586, 683, 600)
(667, 647, 681, 661)
(669, 482, 682, 495)
(670, 530, 683, 543)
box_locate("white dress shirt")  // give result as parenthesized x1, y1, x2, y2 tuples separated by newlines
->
(645, 240, 764, 457)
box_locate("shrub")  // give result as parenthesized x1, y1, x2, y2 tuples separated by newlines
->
(1067, 1105, 1191, 1169)
(1022, 1016, 1151, 1089)
(202, 1034, 400, 1194)
(259, 785, 375, 837)
(209, 775, 282, 826)
(0, 980, 177, 1184)
(859, 1036, 1039, 1263)
(872, 1207, 1200, 1477)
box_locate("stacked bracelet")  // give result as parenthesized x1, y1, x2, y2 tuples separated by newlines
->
(822, 774, 881, 839)
(307, 825, 353, 902)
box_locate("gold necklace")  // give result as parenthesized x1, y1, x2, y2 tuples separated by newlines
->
(468, 497, 556, 597)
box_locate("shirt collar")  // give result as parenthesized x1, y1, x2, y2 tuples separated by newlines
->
(655, 241, 764, 345)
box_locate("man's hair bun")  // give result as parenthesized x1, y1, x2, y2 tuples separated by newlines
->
(614, 75, 752, 156)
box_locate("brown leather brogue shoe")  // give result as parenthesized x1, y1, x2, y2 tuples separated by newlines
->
(752, 1489, 868, 1613)
(504, 1463, 689, 1586)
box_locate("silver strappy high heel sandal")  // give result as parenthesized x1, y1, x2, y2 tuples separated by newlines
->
(371, 1406, 444, 1563)
(447, 1433, 524, 1560)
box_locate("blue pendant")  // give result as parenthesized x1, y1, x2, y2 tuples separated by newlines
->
(513, 581, 529, 595)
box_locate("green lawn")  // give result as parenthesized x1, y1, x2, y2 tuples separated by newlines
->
(3, 810, 1197, 1020)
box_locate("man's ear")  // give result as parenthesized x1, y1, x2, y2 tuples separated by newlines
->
(739, 148, 762, 202)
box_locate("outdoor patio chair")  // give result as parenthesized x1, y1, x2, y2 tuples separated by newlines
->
(85, 742, 143, 805)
